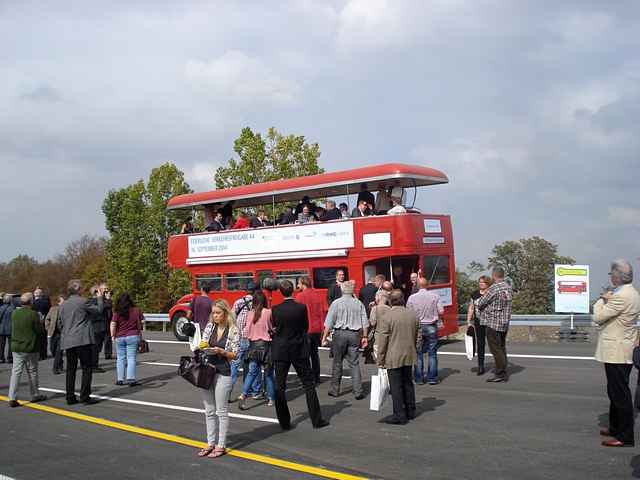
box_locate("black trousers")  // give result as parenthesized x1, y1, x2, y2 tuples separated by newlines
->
(486, 327, 508, 377)
(0, 335, 12, 362)
(308, 333, 321, 383)
(39, 333, 48, 360)
(103, 334, 113, 359)
(473, 319, 486, 369)
(605, 363, 634, 444)
(92, 331, 106, 368)
(274, 358, 324, 429)
(66, 345, 93, 402)
(388, 366, 416, 421)
(50, 333, 63, 372)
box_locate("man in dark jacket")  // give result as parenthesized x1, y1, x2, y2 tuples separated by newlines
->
(0, 294, 15, 363)
(318, 200, 342, 222)
(359, 276, 379, 317)
(271, 280, 328, 430)
(59, 280, 103, 405)
(8, 292, 47, 407)
(33, 287, 51, 360)
(88, 285, 108, 372)
(327, 269, 346, 306)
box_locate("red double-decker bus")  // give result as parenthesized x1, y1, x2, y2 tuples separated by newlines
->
(166, 163, 456, 340)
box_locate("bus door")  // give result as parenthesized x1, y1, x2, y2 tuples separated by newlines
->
(363, 255, 419, 293)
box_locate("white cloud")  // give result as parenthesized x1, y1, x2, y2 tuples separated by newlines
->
(185, 51, 300, 105)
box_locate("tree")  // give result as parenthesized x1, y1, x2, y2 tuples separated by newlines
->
(102, 163, 193, 312)
(214, 127, 323, 189)
(488, 236, 574, 314)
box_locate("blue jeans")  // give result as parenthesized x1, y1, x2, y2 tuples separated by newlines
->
(415, 324, 438, 383)
(242, 360, 275, 401)
(231, 339, 262, 395)
(115, 335, 139, 382)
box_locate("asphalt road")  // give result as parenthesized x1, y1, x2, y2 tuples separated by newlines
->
(2, 334, 640, 480)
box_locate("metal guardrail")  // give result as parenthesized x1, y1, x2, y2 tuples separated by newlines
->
(457, 314, 595, 328)
(142, 313, 170, 332)
(143, 312, 598, 332)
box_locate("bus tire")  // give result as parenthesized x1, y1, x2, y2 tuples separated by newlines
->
(172, 312, 190, 342)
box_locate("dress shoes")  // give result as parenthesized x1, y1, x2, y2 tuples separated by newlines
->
(327, 391, 339, 397)
(8, 400, 20, 408)
(313, 420, 330, 429)
(53, 370, 63, 375)
(384, 416, 408, 425)
(67, 397, 79, 405)
(31, 395, 47, 403)
(486, 376, 507, 383)
(602, 439, 634, 447)
(477, 367, 485, 376)
(82, 398, 100, 405)
(354, 393, 365, 400)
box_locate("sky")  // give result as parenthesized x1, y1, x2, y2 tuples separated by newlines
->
(1, 0, 639, 290)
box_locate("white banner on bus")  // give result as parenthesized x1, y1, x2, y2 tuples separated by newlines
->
(188, 221, 355, 259)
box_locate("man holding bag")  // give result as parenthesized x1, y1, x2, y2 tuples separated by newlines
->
(376, 289, 421, 425)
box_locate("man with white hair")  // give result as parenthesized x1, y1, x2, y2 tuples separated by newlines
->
(594, 259, 640, 448)
(59, 279, 104, 405)
(8, 292, 47, 407)
(322, 280, 369, 399)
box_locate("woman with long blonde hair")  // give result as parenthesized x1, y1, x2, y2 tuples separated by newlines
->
(197, 299, 240, 459)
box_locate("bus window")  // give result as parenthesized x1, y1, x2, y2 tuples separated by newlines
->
(195, 274, 222, 292)
(257, 270, 274, 288)
(224, 272, 254, 291)
(423, 255, 450, 285)
(276, 270, 309, 286)
(313, 267, 349, 289)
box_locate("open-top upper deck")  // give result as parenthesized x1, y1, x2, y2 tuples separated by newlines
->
(167, 163, 448, 210)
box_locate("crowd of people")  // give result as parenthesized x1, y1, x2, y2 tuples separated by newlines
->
(179, 184, 409, 234)
(4, 258, 638, 454)
(2, 280, 145, 408)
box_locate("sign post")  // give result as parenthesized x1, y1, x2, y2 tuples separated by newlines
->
(554, 264, 590, 329)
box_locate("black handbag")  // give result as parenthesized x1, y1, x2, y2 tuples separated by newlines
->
(178, 354, 217, 389)
(138, 339, 150, 354)
(633, 346, 640, 370)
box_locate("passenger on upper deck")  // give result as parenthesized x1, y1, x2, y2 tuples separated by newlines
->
(220, 201, 234, 228)
(319, 200, 341, 222)
(205, 211, 226, 232)
(180, 216, 195, 234)
(249, 210, 271, 228)
(297, 205, 316, 224)
(387, 188, 407, 215)
(339, 203, 349, 219)
(357, 183, 375, 210)
(375, 185, 393, 214)
(278, 207, 296, 225)
(351, 200, 372, 218)
(232, 212, 250, 230)
(295, 196, 316, 216)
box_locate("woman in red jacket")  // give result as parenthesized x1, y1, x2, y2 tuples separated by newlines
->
(231, 211, 250, 229)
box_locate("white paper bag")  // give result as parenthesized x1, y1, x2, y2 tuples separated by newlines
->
(369, 368, 390, 411)
(189, 322, 201, 352)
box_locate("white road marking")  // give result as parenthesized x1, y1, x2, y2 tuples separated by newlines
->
(438, 351, 595, 361)
(146, 339, 595, 361)
(38, 387, 279, 424)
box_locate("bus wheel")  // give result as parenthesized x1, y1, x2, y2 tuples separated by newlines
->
(172, 312, 190, 341)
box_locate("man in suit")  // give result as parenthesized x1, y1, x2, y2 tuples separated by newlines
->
(594, 259, 640, 447)
(271, 280, 328, 430)
(358, 275, 378, 318)
(33, 287, 51, 360)
(205, 210, 226, 232)
(327, 269, 346, 306)
(59, 279, 104, 405)
(377, 289, 421, 424)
